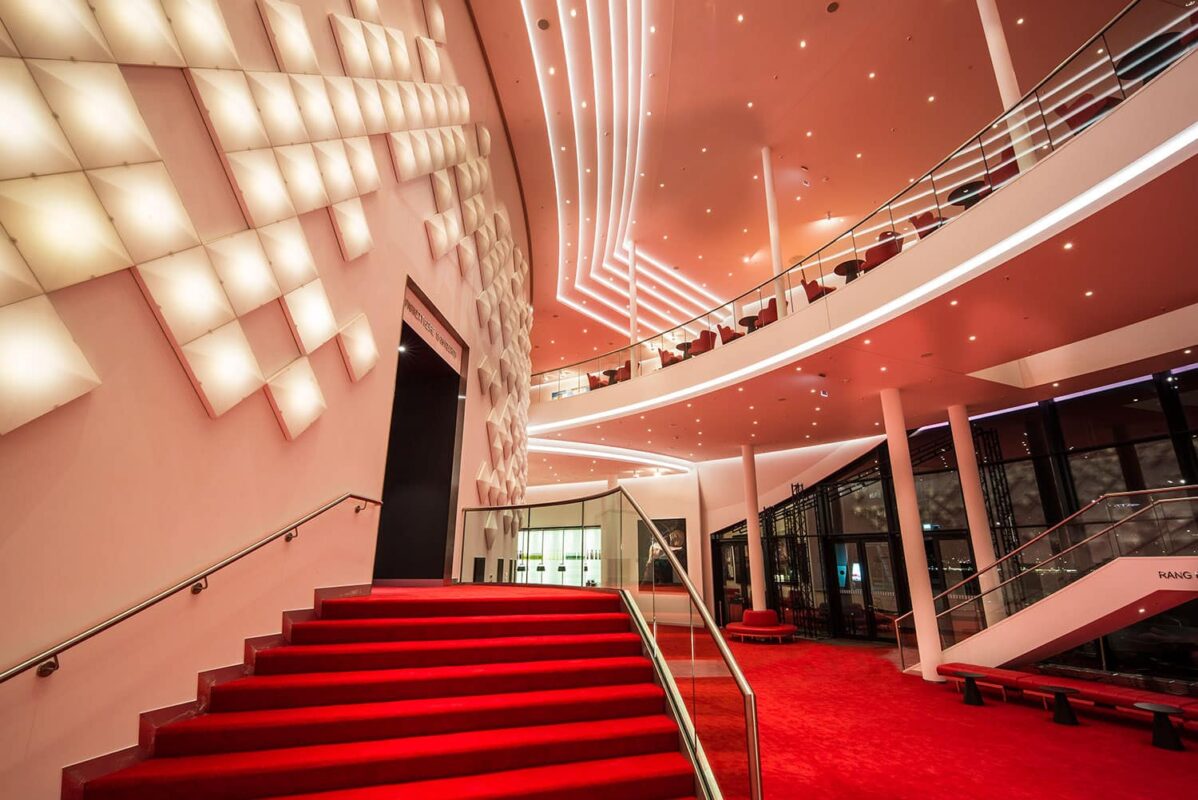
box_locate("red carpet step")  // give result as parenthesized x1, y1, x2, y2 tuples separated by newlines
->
(64, 586, 696, 800)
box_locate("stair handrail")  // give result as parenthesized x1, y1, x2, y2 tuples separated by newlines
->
(0, 491, 382, 685)
(893, 484, 1195, 633)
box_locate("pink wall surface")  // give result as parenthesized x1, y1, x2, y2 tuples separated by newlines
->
(0, 2, 528, 796)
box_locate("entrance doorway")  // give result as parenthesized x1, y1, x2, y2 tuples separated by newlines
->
(374, 308, 466, 581)
(833, 538, 900, 641)
(712, 537, 752, 626)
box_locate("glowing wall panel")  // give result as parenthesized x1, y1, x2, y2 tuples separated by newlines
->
(336, 313, 378, 381)
(330, 197, 373, 261)
(290, 74, 340, 141)
(204, 229, 281, 316)
(312, 139, 357, 204)
(179, 319, 265, 417)
(265, 355, 325, 439)
(282, 278, 336, 354)
(350, 0, 382, 24)
(416, 37, 441, 84)
(257, 216, 317, 293)
(0, 229, 42, 307)
(87, 162, 198, 263)
(162, 0, 240, 70)
(0, 0, 114, 62)
(324, 76, 366, 138)
(386, 29, 413, 80)
(343, 137, 380, 195)
(92, 0, 185, 67)
(0, 59, 80, 181)
(274, 143, 329, 214)
(361, 22, 393, 80)
(330, 14, 372, 79)
(188, 68, 269, 153)
(225, 149, 296, 228)
(133, 246, 236, 346)
(353, 77, 387, 135)
(247, 71, 309, 146)
(0, 294, 101, 435)
(257, 0, 319, 75)
(423, 0, 447, 44)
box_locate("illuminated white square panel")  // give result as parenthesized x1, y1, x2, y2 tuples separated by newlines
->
(330, 14, 373, 79)
(188, 69, 270, 153)
(274, 143, 329, 215)
(455, 236, 477, 281)
(445, 87, 460, 125)
(324, 76, 366, 139)
(452, 126, 468, 162)
(416, 83, 436, 123)
(461, 194, 483, 235)
(87, 162, 198, 264)
(430, 84, 449, 126)
(0, 294, 101, 435)
(386, 28, 413, 80)
(162, 0, 240, 70)
(92, 0, 185, 67)
(257, 217, 316, 293)
(0, 229, 42, 308)
(423, 0, 446, 44)
(134, 246, 235, 345)
(430, 169, 454, 212)
(289, 74, 340, 142)
(265, 355, 325, 440)
(205, 228, 280, 316)
(336, 313, 378, 382)
(0, 16, 16, 56)
(397, 81, 422, 129)
(257, 0, 319, 75)
(410, 130, 433, 176)
(454, 86, 469, 122)
(330, 197, 372, 261)
(387, 132, 416, 181)
(343, 137, 380, 195)
(0, 59, 79, 181)
(416, 37, 441, 84)
(377, 80, 406, 131)
(361, 21, 393, 79)
(312, 139, 357, 204)
(352, 78, 387, 135)
(426, 129, 445, 171)
(282, 278, 337, 354)
(424, 209, 460, 259)
(0, 0, 113, 62)
(179, 319, 264, 418)
(225, 149, 296, 228)
(350, 0, 382, 24)
(247, 72, 309, 147)
(0, 172, 131, 291)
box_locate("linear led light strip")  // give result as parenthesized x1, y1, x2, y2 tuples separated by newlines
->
(528, 121, 1198, 434)
(528, 437, 694, 472)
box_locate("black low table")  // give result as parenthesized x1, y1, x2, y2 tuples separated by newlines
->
(738, 315, 759, 333)
(833, 259, 864, 283)
(1038, 685, 1080, 726)
(1133, 702, 1185, 751)
(676, 341, 693, 359)
(955, 671, 988, 707)
(948, 180, 989, 209)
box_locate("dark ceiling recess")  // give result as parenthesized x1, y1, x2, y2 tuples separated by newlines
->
(827, 2, 840, 12)
(537, 18, 550, 30)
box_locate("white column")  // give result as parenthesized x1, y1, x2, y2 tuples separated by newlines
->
(741, 444, 769, 611)
(948, 404, 1004, 624)
(760, 146, 788, 319)
(880, 388, 943, 681)
(628, 241, 640, 371)
(976, 0, 1037, 172)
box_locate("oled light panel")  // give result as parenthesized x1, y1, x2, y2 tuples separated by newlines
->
(425, 209, 460, 259)
(330, 197, 372, 261)
(312, 140, 357, 204)
(0, 228, 41, 307)
(377, 80, 406, 131)
(257, 0, 319, 75)
(265, 356, 325, 440)
(416, 38, 441, 84)
(324, 76, 366, 139)
(179, 319, 264, 418)
(350, 0, 382, 24)
(431, 170, 454, 212)
(343, 137, 380, 195)
(282, 278, 336, 354)
(205, 228, 280, 316)
(162, 0, 240, 70)
(247, 72, 309, 146)
(290, 74, 340, 142)
(0, 59, 79, 181)
(0, 172, 131, 291)
(0, 294, 101, 435)
(361, 22, 393, 79)
(257, 216, 316, 293)
(274, 143, 329, 214)
(336, 313, 378, 382)
(189, 69, 270, 153)
(87, 162, 198, 264)
(423, 0, 447, 44)
(134, 246, 235, 345)
(353, 78, 387, 135)
(456, 237, 477, 281)
(416, 83, 436, 124)
(92, 0, 185, 66)
(0, 0, 114, 62)
(226, 149, 296, 228)
(330, 14, 373, 78)
(387, 29, 413, 80)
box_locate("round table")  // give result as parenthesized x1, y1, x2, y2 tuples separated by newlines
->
(1133, 702, 1185, 751)
(834, 259, 864, 283)
(602, 368, 618, 384)
(1037, 685, 1080, 726)
(676, 341, 693, 359)
(1116, 32, 1184, 85)
(955, 671, 987, 707)
(738, 315, 759, 333)
(948, 180, 989, 209)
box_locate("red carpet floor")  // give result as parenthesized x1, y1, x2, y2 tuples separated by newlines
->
(64, 586, 698, 800)
(731, 639, 1197, 800)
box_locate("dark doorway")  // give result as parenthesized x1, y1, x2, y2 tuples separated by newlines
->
(374, 321, 465, 580)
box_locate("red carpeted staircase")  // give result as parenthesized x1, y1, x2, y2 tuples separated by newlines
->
(63, 586, 699, 800)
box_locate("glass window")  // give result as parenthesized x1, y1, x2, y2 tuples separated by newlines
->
(998, 459, 1048, 527)
(1056, 378, 1169, 450)
(826, 480, 888, 534)
(973, 406, 1053, 460)
(1070, 439, 1184, 502)
(914, 470, 967, 530)
(1166, 368, 1198, 432)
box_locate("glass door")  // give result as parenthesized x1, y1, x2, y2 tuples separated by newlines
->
(862, 540, 898, 642)
(719, 539, 751, 624)
(834, 538, 900, 640)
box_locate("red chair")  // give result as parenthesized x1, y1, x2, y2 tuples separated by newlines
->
(986, 144, 1019, 190)
(587, 373, 606, 391)
(718, 324, 743, 344)
(614, 360, 631, 382)
(757, 298, 779, 327)
(658, 348, 681, 367)
(725, 609, 797, 643)
(800, 277, 835, 303)
(909, 211, 946, 239)
(1055, 93, 1121, 133)
(689, 330, 716, 356)
(862, 230, 903, 272)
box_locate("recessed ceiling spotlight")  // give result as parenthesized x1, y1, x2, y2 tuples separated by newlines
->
(747, 101, 754, 108)
(548, 66, 556, 75)
(950, 299, 959, 306)
(737, 13, 745, 23)
(795, 195, 802, 201)
(863, 339, 871, 344)
(753, 174, 759, 180)
(537, 18, 550, 30)
(1084, 290, 1094, 297)
(1016, 17, 1024, 24)
(856, 153, 862, 158)
(1063, 242, 1074, 250)
(927, 95, 935, 102)
(880, 366, 888, 372)
(742, 227, 748, 233)
(1052, 382, 1060, 387)
(806, 130, 813, 137)
(968, 335, 977, 341)
(701, 146, 707, 153)
(799, 39, 807, 48)
(570, 8, 577, 17)
(706, 208, 712, 213)
(868, 71, 876, 79)
(580, 100, 588, 108)
(559, 145, 566, 151)
(649, 24, 656, 33)
(1185, 348, 1192, 354)
(742, 256, 750, 263)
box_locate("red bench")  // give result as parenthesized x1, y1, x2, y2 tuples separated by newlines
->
(725, 609, 797, 643)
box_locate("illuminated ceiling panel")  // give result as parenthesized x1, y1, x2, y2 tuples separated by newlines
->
(330, 13, 373, 79)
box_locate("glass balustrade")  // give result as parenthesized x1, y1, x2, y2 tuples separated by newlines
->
(531, 0, 1198, 403)
(460, 487, 761, 800)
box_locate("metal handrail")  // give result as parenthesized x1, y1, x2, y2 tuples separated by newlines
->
(463, 486, 762, 799)
(0, 492, 382, 685)
(533, 0, 1186, 381)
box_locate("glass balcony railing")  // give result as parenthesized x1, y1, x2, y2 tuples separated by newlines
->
(459, 487, 762, 800)
(895, 486, 1198, 671)
(532, 0, 1198, 402)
